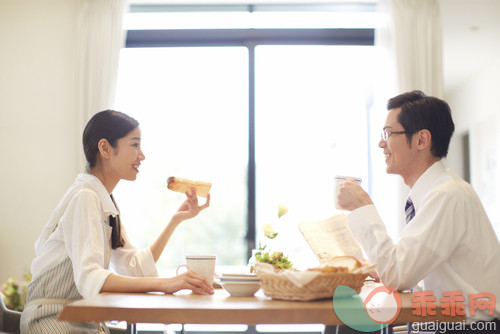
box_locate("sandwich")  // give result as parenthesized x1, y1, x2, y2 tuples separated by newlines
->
(167, 176, 212, 198)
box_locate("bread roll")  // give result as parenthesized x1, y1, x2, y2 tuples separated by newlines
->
(308, 266, 349, 273)
(167, 177, 212, 198)
(320, 255, 362, 273)
(307, 255, 362, 274)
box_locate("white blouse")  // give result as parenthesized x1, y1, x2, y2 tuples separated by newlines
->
(31, 173, 158, 298)
(348, 161, 500, 321)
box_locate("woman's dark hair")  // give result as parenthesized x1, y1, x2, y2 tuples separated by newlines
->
(387, 90, 455, 158)
(83, 110, 139, 170)
(82, 110, 139, 249)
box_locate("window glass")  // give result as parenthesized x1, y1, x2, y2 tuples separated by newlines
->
(254, 45, 374, 268)
(114, 47, 249, 269)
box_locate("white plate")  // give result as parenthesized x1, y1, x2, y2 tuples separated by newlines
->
(218, 272, 256, 276)
(215, 275, 260, 283)
(217, 273, 257, 279)
(216, 279, 260, 284)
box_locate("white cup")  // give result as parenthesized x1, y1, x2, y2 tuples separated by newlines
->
(176, 254, 216, 285)
(334, 175, 362, 210)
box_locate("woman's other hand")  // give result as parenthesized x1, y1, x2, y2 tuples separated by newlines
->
(161, 270, 214, 295)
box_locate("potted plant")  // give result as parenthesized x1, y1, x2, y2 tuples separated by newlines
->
(1, 274, 31, 312)
(249, 204, 293, 271)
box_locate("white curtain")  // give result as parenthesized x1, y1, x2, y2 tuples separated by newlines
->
(381, 0, 444, 97)
(372, 0, 444, 233)
(75, 0, 129, 171)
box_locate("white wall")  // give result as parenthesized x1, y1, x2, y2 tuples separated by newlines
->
(446, 59, 500, 236)
(0, 0, 79, 283)
(441, 0, 500, 236)
(447, 59, 500, 136)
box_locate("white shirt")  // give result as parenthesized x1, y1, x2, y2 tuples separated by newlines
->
(31, 173, 158, 298)
(348, 160, 500, 321)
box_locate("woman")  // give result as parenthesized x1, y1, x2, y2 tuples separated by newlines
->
(20, 110, 212, 333)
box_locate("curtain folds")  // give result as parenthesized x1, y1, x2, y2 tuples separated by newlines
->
(75, 0, 128, 171)
(378, 0, 444, 97)
(372, 0, 444, 232)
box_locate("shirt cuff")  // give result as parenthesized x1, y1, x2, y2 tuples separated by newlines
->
(82, 269, 112, 298)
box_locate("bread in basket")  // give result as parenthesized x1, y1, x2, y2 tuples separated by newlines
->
(254, 256, 374, 301)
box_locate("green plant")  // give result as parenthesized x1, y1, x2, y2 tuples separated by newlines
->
(253, 204, 293, 270)
(1, 273, 31, 312)
(254, 245, 293, 270)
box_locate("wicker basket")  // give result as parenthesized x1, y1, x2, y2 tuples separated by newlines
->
(256, 270, 368, 301)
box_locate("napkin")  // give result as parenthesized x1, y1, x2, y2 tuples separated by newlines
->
(254, 262, 321, 288)
(254, 262, 376, 288)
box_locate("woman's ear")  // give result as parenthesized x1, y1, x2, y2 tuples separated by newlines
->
(97, 139, 112, 160)
(416, 129, 432, 151)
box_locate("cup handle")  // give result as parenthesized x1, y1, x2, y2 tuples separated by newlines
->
(176, 264, 188, 275)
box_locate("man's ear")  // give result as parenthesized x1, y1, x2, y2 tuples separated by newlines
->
(97, 139, 112, 160)
(416, 129, 432, 151)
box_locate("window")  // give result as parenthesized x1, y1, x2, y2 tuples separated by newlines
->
(114, 46, 248, 268)
(114, 3, 376, 272)
(254, 45, 374, 268)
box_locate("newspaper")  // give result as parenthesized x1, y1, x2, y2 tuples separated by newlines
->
(298, 213, 364, 262)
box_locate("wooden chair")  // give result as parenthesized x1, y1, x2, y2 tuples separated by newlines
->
(0, 296, 21, 334)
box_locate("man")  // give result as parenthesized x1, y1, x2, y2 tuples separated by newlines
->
(338, 91, 500, 332)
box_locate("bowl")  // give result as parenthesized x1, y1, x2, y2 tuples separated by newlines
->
(220, 281, 261, 297)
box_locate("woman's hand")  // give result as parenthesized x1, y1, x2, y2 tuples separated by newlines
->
(160, 270, 214, 295)
(172, 188, 210, 223)
(150, 189, 211, 263)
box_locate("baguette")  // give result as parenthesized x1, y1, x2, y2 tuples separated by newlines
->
(167, 176, 212, 198)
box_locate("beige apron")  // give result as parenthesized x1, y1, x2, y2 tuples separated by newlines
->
(20, 223, 113, 334)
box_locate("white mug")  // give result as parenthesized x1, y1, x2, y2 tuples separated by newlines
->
(176, 255, 216, 285)
(334, 175, 362, 210)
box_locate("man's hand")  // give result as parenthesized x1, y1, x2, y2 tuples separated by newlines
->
(337, 180, 373, 211)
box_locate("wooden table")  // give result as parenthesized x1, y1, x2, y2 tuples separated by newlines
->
(58, 287, 464, 334)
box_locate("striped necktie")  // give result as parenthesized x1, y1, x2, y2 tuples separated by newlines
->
(405, 197, 415, 224)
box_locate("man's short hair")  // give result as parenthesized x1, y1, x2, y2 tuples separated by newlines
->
(387, 90, 455, 158)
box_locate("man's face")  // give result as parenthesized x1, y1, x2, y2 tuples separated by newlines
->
(379, 108, 417, 178)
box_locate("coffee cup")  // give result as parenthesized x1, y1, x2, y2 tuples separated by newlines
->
(176, 254, 216, 285)
(334, 175, 362, 210)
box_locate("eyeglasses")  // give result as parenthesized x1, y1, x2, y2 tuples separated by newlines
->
(380, 129, 413, 141)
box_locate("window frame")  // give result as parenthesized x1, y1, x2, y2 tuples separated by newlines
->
(124, 26, 374, 259)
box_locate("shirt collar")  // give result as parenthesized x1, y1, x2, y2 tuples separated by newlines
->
(75, 173, 119, 217)
(408, 160, 446, 211)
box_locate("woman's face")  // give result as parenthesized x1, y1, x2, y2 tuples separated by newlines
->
(109, 127, 145, 182)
